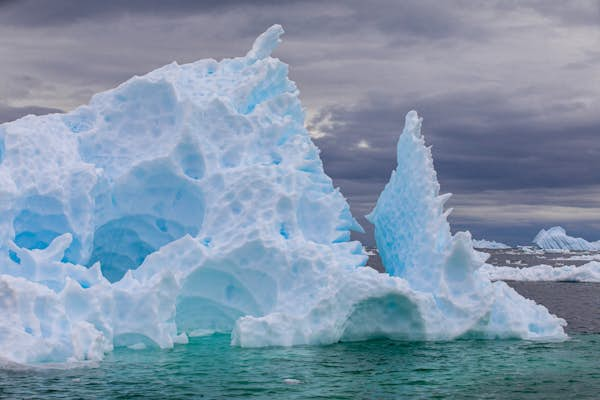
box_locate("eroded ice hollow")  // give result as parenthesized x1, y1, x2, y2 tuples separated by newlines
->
(0, 25, 566, 365)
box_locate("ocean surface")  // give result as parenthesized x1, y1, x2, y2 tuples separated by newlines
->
(484, 248, 600, 334)
(2, 248, 599, 399)
(2, 334, 599, 399)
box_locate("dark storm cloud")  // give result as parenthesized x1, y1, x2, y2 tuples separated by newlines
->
(0, 0, 306, 26)
(315, 92, 600, 193)
(1, 0, 584, 43)
(0, 0, 492, 44)
(516, 0, 600, 27)
(1, 0, 599, 245)
(314, 89, 600, 245)
(0, 103, 63, 123)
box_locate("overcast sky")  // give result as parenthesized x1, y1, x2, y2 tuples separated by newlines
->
(1, 0, 599, 245)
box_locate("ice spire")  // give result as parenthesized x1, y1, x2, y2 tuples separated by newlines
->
(366, 111, 566, 339)
(367, 110, 455, 290)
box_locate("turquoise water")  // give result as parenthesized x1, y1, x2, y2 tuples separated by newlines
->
(1, 334, 599, 399)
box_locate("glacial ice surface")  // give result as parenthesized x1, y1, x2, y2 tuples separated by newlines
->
(472, 239, 510, 249)
(534, 226, 600, 251)
(481, 262, 600, 282)
(365, 111, 565, 341)
(0, 25, 566, 366)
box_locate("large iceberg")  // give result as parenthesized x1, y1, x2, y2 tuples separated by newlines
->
(0, 25, 566, 365)
(533, 226, 600, 251)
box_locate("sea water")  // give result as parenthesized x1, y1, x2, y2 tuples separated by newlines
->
(1, 333, 599, 399)
(2, 249, 599, 398)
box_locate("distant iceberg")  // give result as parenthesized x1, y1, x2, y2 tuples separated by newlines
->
(0, 25, 566, 365)
(472, 239, 510, 249)
(533, 226, 600, 251)
(482, 262, 600, 282)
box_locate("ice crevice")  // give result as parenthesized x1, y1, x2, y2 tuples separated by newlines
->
(0, 25, 566, 365)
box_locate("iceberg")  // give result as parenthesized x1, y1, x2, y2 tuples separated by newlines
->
(472, 239, 510, 249)
(0, 25, 566, 366)
(533, 226, 600, 251)
(0, 24, 365, 364)
(481, 262, 600, 282)
(365, 111, 565, 340)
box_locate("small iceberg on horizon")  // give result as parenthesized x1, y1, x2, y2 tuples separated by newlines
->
(0, 25, 566, 366)
(472, 239, 510, 249)
(534, 226, 600, 251)
(481, 261, 600, 283)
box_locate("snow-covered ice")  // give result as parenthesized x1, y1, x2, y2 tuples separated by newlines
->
(534, 227, 600, 251)
(482, 262, 600, 282)
(557, 253, 600, 262)
(518, 246, 546, 255)
(0, 25, 566, 365)
(472, 239, 510, 249)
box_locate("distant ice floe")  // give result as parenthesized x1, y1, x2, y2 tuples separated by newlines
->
(534, 226, 600, 251)
(472, 239, 510, 249)
(482, 262, 600, 283)
(517, 246, 546, 255)
(557, 254, 600, 262)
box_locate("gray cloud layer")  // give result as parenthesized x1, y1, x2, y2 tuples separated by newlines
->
(1, 0, 599, 245)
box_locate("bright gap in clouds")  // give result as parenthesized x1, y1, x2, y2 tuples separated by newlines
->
(357, 139, 370, 149)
